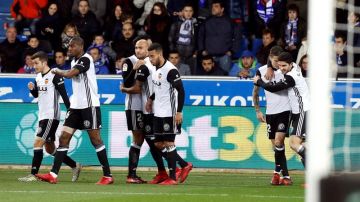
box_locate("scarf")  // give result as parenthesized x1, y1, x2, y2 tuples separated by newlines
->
(256, 0, 274, 24)
(177, 19, 193, 45)
(285, 18, 298, 46)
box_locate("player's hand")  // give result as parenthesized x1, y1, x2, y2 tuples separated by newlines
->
(265, 67, 274, 80)
(119, 83, 125, 93)
(145, 98, 153, 113)
(28, 82, 35, 90)
(256, 110, 266, 123)
(175, 112, 183, 125)
(134, 60, 145, 70)
(51, 68, 60, 74)
(253, 75, 260, 84)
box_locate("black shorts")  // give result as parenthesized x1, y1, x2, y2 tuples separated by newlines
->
(143, 114, 154, 138)
(153, 116, 179, 142)
(64, 107, 102, 130)
(290, 111, 307, 138)
(265, 111, 291, 139)
(36, 119, 60, 142)
(125, 110, 144, 131)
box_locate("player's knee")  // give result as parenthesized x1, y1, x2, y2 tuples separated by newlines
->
(154, 142, 163, 150)
(274, 144, 285, 152)
(33, 137, 45, 148)
(59, 134, 71, 147)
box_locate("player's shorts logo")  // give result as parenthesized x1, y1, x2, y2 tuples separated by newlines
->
(163, 123, 170, 131)
(278, 123, 285, 130)
(145, 125, 151, 133)
(83, 120, 91, 128)
(139, 122, 144, 129)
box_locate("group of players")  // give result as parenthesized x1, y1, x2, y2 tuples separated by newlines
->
(18, 35, 192, 185)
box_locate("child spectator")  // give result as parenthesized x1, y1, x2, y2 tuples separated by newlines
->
(18, 53, 36, 74)
(87, 34, 117, 65)
(61, 23, 80, 49)
(229, 50, 261, 79)
(89, 47, 110, 74)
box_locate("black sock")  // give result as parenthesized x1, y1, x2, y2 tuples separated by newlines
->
(146, 138, 165, 171)
(275, 146, 289, 177)
(175, 150, 188, 168)
(128, 144, 140, 177)
(297, 146, 306, 168)
(51, 151, 76, 168)
(51, 147, 68, 175)
(31, 148, 43, 175)
(166, 146, 177, 180)
(274, 148, 282, 173)
(96, 144, 112, 177)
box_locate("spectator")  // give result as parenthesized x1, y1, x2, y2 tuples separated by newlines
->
(104, 4, 123, 41)
(256, 28, 276, 65)
(198, 0, 241, 74)
(51, 49, 71, 70)
(23, 35, 48, 60)
(35, 2, 63, 50)
(71, 0, 101, 48)
(18, 53, 36, 74)
(348, 11, 360, 72)
(168, 3, 198, 73)
(279, 4, 307, 61)
(89, 47, 110, 74)
(87, 34, 117, 65)
(133, 0, 168, 26)
(144, 2, 171, 56)
(298, 54, 308, 77)
(115, 54, 124, 75)
(72, 0, 107, 25)
(198, 55, 225, 76)
(56, 0, 75, 24)
(334, 32, 348, 78)
(296, 37, 308, 64)
(111, 22, 136, 60)
(166, 0, 189, 21)
(10, 0, 48, 34)
(0, 27, 24, 73)
(168, 50, 191, 75)
(61, 23, 80, 49)
(229, 50, 261, 79)
(0, 53, 5, 73)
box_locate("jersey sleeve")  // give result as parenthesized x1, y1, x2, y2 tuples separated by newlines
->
(73, 57, 90, 73)
(122, 59, 135, 88)
(135, 65, 150, 82)
(53, 75, 70, 109)
(167, 69, 185, 112)
(30, 80, 38, 98)
(255, 70, 261, 77)
(256, 74, 296, 92)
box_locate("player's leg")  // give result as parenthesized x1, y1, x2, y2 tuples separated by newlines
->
(289, 112, 307, 168)
(265, 115, 282, 185)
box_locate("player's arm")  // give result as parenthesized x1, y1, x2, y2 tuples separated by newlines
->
(255, 75, 295, 92)
(28, 80, 38, 98)
(53, 75, 70, 109)
(252, 71, 266, 122)
(168, 69, 185, 125)
(52, 57, 91, 78)
(121, 59, 136, 88)
(145, 93, 155, 113)
(120, 65, 149, 94)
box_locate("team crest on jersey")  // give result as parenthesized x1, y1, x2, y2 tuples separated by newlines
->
(45, 79, 49, 84)
(145, 125, 151, 133)
(83, 120, 91, 128)
(122, 63, 128, 71)
(163, 123, 170, 131)
(278, 123, 285, 130)
(158, 73, 162, 79)
(36, 127, 42, 135)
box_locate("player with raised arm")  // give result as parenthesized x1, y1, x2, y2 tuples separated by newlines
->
(254, 51, 309, 169)
(253, 46, 293, 185)
(18, 51, 81, 182)
(35, 37, 113, 185)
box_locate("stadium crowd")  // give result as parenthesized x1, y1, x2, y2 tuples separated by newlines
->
(0, 0, 359, 78)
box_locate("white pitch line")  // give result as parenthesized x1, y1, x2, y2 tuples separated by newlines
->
(241, 194, 304, 199)
(0, 190, 228, 197)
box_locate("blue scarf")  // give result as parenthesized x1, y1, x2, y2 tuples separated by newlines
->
(285, 19, 298, 46)
(256, 0, 274, 24)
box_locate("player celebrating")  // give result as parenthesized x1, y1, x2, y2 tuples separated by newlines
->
(252, 46, 292, 185)
(146, 43, 193, 185)
(18, 51, 81, 182)
(36, 37, 113, 185)
(254, 51, 309, 169)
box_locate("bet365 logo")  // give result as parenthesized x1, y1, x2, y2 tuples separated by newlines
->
(15, 111, 83, 156)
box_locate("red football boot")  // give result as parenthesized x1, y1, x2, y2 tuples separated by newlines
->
(175, 167, 181, 181)
(126, 175, 147, 184)
(179, 163, 193, 183)
(35, 173, 57, 184)
(96, 176, 114, 185)
(148, 171, 168, 184)
(270, 173, 281, 185)
(159, 178, 178, 185)
(279, 177, 293, 186)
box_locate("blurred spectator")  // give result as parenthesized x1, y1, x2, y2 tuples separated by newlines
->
(168, 50, 191, 75)
(18, 53, 36, 74)
(72, 0, 107, 25)
(71, 0, 101, 48)
(256, 28, 276, 65)
(348, 11, 360, 74)
(23, 35, 49, 60)
(56, 0, 75, 24)
(0, 53, 5, 73)
(334, 32, 348, 78)
(51, 49, 71, 70)
(87, 34, 117, 65)
(133, 0, 168, 26)
(198, 55, 225, 76)
(168, 3, 198, 73)
(278, 4, 307, 61)
(229, 50, 261, 78)
(35, 2, 63, 50)
(10, 0, 48, 34)
(104, 4, 123, 41)
(298, 54, 308, 77)
(296, 37, 307, 64)
(61, 23, 80, 49)
(0, 27, 24, 73)
(89, 47, 110, 74)
(115, 54, 124, 75)
(144, 2, 171, 56)
(111, 22, 136, 60)
(198, 0, 241, 74)
(336, 0, 348, 26)
(167, 0, 191, 21)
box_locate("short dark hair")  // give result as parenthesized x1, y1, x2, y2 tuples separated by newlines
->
(148, 42, 163, 52)
(182, 3, 194, 10)
(133, 35, 150, 46)
(78, 0, 89, 6)
(70, 36, 84, 46)
(287, 3, 300, 15)
(169, 50, 179, 55)
(335, 31, 347, 42)
(201, 55, 214, 62)
(269, 46, 283, 57)
(262, 28, 274, 38)
(212, 0, 225, 8)
(31, 51, 48, 62)
(278, 52, 293, 64)
(54, 49, 67, 56)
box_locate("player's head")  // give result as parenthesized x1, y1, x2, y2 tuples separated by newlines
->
(148, 43, 164, 67)
(31, 51, 49, 73)
(277, 52, 293, 74)
(134, 39, 149, 60)
(268, 46, 283, 69)
(68, 36, 84, 57)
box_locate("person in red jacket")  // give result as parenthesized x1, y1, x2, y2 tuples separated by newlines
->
(10, 0, 48, 34)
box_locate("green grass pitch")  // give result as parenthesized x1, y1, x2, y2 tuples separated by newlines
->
(0, 168, 304, 202)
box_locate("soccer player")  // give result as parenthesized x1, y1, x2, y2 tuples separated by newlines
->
(18, 51, 81, 182)
(254, 51, 309, 169)
(252, 46, 293, 185)
(146, 43, 193, 185)
(35, 37, 113, 185)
